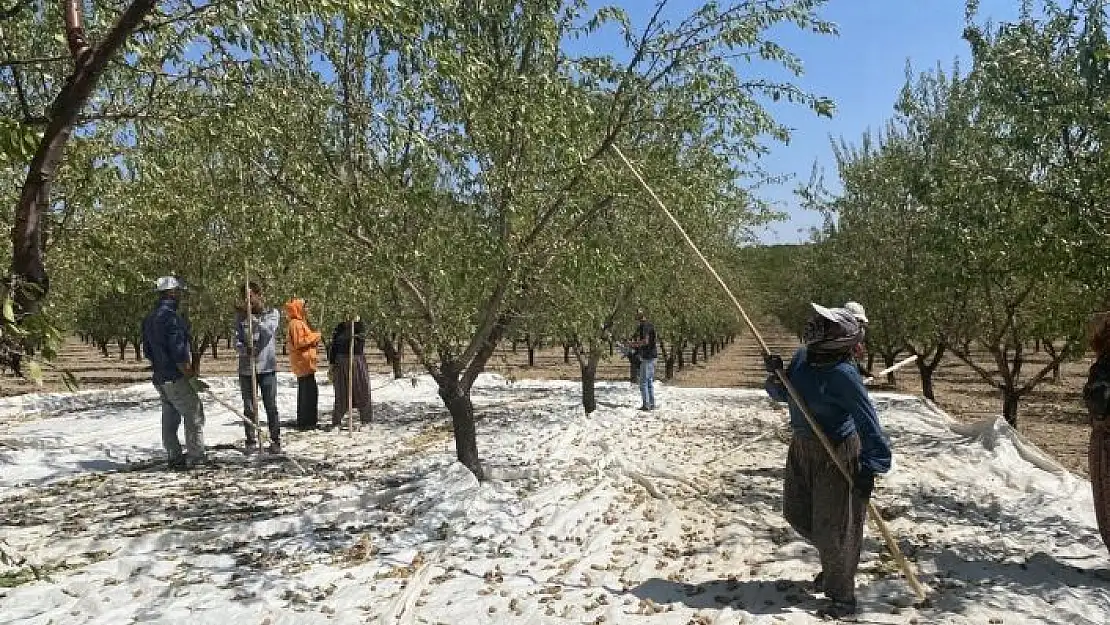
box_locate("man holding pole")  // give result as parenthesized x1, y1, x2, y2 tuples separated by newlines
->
(236, 281, 282, 454)
(141, 276, 206, 470)
(763, 303, 892, 618)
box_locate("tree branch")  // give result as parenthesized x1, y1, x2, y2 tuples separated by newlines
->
(62, 0, 93, 63)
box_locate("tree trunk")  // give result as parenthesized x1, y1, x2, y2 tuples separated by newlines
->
(1043, 341, 1062, 384)
(1002, 387, 1020, 427)
(677, 342, 685, 370)
(581, 360, 598, 414)
(563, 343, 571, 364)
(132, 340, 141, 361)
(189, 334, 211, 375)
(527, 343, 535, 367)
(867, 351, 876, 373)
(702, 341, 709, 360)
(97, 340, 109, 358)
(437, 368, 483, 479)
(379, 337, 404, 379)
(665, 354, 676, 380)
(710, 341, 716, 356)
(117, 338, 126, 360)
(912, 343, 945, 402)
(210, 341, 218, 360)
(882, 351, 899, 385)
(9, 0, 160, 319)
(391, 350, 403, 379)
(690, 344, 698, 365)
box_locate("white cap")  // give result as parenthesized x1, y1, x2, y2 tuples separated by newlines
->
(155, 276, 186, 292)
(844, 301, 868, 324)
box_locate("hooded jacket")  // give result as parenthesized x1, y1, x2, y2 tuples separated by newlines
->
(285, 299, 321, 376)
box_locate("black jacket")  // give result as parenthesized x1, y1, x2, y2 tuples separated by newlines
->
(329, 321, 366, 360)
(635, 321, 658, 360)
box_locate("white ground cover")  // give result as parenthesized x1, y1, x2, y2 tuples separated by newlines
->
(1, 374, 1108, 624)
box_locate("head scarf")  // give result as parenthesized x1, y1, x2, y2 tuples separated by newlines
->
(803, 303, 864, 355)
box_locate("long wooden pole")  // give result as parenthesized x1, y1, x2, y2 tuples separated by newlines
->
(612, 145, 927, 601)
(244, 263, 265, 447)
(348, 317, 356, 435)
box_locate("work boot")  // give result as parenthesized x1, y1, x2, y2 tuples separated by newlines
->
(267, 441, 282, 455)
(244, 441, 259, 455)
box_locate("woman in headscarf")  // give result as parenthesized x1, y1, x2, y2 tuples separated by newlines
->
(285, 298, 321, 430)
(328, 315, 372, 428)
(1083, 312, 1110, 550)
(763, 303, 892, 618)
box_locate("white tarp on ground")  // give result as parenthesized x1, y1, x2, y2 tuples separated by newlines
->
(1, 375, 1108, 624)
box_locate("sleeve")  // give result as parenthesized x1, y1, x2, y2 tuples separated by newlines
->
(288, 320, 307, 350)
(764, 372, 790, 402)
(141, 315, 155, 360)
(166, 313, 191, 365)
(234, 314, 246, 352)
(764, 348, 799, 403)
(838, 368, 892, 476)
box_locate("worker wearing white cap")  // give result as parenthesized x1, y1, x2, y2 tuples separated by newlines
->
(844, 301, 872, 378)
(844, 301, 868, 325)
(141, 276, 206, 470)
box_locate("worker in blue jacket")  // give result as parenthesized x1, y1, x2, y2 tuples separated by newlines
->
(141, 276, 206, 470)
(764, 303, 891, 618)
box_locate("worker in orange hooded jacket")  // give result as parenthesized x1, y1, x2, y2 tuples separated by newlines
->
(285, 298, 322, 430)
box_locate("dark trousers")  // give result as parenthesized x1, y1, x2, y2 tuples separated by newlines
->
(296, 374, 319, 429)
(240, 372, 280, 445)
(783, 433, 867, 603)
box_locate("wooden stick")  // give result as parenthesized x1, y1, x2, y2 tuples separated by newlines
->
(348, 317, 356, 435)
(244, 263, 265, 446)
(612, 145, 928, 601)
(205, 389, 307, 474)
(865, 354, 919, 385)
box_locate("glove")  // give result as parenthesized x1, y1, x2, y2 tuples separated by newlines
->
(763, 353, 784, 373)
(854, 469, 875, 499)
(187, 376, 210, 393)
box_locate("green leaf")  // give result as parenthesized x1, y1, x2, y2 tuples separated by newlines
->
(26, 361, 43, 386)
(1, 296, 14, 324)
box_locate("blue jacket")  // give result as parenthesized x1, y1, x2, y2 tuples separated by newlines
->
(141, 297, 192, 385)
(765, 347, 892, 478)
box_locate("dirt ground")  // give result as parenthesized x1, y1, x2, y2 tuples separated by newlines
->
(0, 322, 1093, 476)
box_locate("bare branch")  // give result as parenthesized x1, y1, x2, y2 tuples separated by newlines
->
(62, 0, 93, 62)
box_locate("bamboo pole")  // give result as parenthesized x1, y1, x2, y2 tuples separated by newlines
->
(348, 317, 356, 435)
(205, 389, 306, 474)
(244, 263, 265, 448)
(612, 145, 927, 601)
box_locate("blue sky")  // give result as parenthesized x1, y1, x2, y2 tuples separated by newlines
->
(590, 0, 1021, 244)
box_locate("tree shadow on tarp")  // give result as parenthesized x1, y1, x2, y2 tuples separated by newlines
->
(617, 577, 820, 615)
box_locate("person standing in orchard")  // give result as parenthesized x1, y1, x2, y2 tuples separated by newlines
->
(141, 276, 206, 470)
(329, 314, 372, 428)
(285, 298, 322, 430)
(1082, 312, 1110, 551)
(235, 282, 282, 454)
(763, 303, 892, 618)
(628, 309, 658, 411)
(844, 300, 873, 379)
